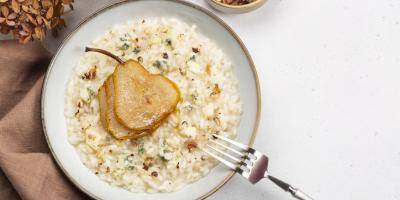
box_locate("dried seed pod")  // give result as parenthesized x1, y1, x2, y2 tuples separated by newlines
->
(32, 0, 40, 10)
(46, 6, 53, 19)
(11, 0, 20, 13)
(0, 0, 74, 43)
(42, 0, 52, 8)
(36, 15, 43, 25)
(21, 5, 29, 12)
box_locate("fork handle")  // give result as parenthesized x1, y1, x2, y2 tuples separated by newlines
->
(266, 175, 313, 200)
(289, 186, 314, 200)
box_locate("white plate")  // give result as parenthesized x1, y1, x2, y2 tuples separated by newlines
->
(41, 0, 261, 199)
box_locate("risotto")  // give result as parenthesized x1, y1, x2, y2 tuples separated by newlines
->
(65, 18, 242, 193)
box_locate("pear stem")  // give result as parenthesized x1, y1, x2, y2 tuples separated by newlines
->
(85, 47, 124, 64)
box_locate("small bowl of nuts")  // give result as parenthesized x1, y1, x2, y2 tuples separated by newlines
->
(206, 0, 267, 14)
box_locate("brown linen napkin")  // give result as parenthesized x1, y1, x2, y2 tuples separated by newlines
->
(0, 40, 87, 200)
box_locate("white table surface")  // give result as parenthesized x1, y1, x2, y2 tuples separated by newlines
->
(3, 0, 400, 199)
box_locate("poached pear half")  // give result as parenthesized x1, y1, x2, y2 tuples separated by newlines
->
(105, 77, 150, 139)
(87, 47, 180, 140)
(113, 60, 181, 130)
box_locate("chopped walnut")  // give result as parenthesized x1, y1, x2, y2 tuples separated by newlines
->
(81, 66, 97, 80)
(162, 52, 169, 59)
(185, 140, 197, 152)
(221, 0, 253, 5)
(151, 171, 158, 177)
(142, 163, 149, 171)
(210, 84, 221, 96)
(192, 47, 200, 53)
(137, 56, 143, 63)
(178, 67, 186, 76)
(143, 157, 153, 169)
(201, 156, 206, 161)
(213, 116, 221, 126)
(181, 121, 189, 126)
(77, 100, 83, 108)
(74, 109, 80, 117)
(222, 0, 234, 4)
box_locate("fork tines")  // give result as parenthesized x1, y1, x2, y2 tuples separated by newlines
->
(204, 135, 314, 200)
(203, 134, 252, 173)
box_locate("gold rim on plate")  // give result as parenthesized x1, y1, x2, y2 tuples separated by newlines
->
(41, 0, 261, 199)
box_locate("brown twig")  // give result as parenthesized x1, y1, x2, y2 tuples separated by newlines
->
(85, 47, 124, 64)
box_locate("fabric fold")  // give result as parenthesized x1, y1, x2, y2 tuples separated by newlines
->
(0, 40, 87, 200)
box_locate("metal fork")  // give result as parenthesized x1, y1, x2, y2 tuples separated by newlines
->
(203, 134, 313, 200)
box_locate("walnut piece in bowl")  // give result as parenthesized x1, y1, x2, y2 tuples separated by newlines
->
(206, 0, 267, 13)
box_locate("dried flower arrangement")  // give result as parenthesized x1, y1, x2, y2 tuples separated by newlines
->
(0, 0, 73, 43)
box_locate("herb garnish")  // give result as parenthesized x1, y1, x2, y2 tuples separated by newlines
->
(87, 88, 96, 99)
(165, 38, 172, 46)
(191, 92, 198, 101)
(119, 43, 130, 50)
(153, 60, 162, 69)
(133, 47, 141, 54)
(138, 144, 145, 154)
(158, 155, 168, 162)
(184, 105, 194, 112)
